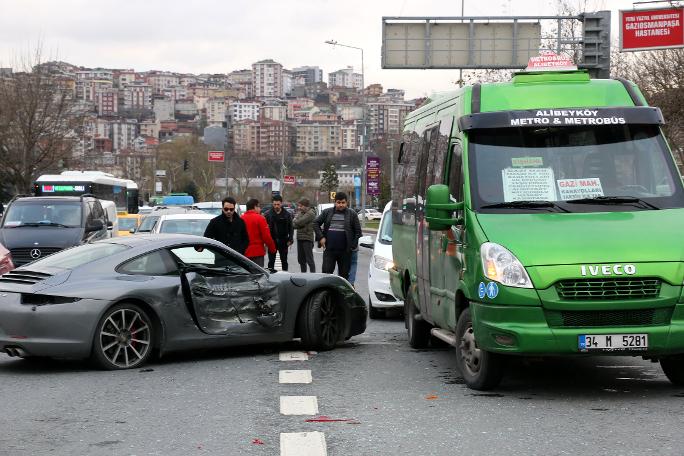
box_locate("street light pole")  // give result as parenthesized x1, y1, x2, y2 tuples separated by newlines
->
(324, 39, 366, 227)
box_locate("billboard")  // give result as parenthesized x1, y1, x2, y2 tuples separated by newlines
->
(620, 7, 684, 51)
(382, 19, 541, 69)
(208, 151, 225, 162)
(283, 175, 295, 185)
(367, 157, 381, 196)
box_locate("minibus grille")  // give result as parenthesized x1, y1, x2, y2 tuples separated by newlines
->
(545, 307, 673, 328)
(556, 278, 661, 300)
(10, 248, 62, 266)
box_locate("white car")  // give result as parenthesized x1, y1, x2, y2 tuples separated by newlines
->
(193, 201, 222, 216)
(359, 202, 403, 318)
(150, 213, 214, 236)
(361, 208, 382, 221)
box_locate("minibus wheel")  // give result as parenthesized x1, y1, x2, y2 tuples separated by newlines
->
(660, 355, 684, 385)
(455, 307, 504, 390)
(405, 292, 430, 349)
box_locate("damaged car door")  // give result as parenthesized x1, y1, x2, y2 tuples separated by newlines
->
(172, 245, 282, 336)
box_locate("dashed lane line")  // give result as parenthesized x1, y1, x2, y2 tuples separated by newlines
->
(279, 351, 309, 361)
(279, 369, 313, 384)
(280, 396, 319, 415)
(280, 432, 327, 456)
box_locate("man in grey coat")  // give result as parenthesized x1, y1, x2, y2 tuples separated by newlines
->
(292, 198, 316, 272)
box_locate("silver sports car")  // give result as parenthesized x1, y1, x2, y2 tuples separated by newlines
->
(0, 235, 367, 369)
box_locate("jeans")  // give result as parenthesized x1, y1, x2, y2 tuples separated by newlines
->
(297, 240, 315, 272)
(322, 249, 351, 281)
(348, 249, 358, 285)
(268, 241, 289, 271)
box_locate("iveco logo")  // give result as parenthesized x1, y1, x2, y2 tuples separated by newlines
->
(30, 249, 42, 259)
(581, 264, 636, 276)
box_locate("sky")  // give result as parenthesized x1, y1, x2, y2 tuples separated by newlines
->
(0, 0, 643, 99)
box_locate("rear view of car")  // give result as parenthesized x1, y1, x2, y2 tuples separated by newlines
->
(155, 213, 214, 236)
(361, 202, 403, 318)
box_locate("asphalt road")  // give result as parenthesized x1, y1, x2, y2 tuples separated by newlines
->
(1, 246, 684, 455)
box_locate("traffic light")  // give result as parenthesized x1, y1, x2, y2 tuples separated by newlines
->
(183, 159, 189, 171)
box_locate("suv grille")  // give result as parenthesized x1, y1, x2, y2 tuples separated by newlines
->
(545, 307, 674, 327)
(10, 247, 62, 266)
(556, 278, 661, 300)
(0, 270, 54, 285)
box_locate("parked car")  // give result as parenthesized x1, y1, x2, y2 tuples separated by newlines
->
(359, 202, 403, 318)
(193, 201, 222, 216)
(135, 207, 204, 234)
(151, 213, 214, 236)
(0, 243, 14, 275)
(117, 214, 142, 236)
(360, 208, 382, 221)
(0, 195, 110, 266)
(0, 235, 367, 369)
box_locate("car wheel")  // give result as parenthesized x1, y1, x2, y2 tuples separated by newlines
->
(368, 296, 384, 319)
(405, 291, 430, 349)
(91, 303, 154, 370)
(298, 290, 342, 351)
(660, 355, 684, 385)
(455, 307, 504, 390)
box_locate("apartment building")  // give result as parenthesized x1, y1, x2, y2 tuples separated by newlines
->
(261, 104, 287, 121)
(76, 69, 113, 81)
(259, 120, 294, 159)
(252, 59, 283, 98)
(340, 121, 358, 153)
(295, 122, 342, 158)
(162, 85, 188, 101)
(228, 69, 254, 99)
(122, 82, 152, 110)
(153, 98, 175, 122)
(139, 120, 160, 139)
(293, 66, 323, 85)
(77, 79, 113, 102)
(232, 119, 260, 154)
(328, 67, 362, 90)
(96, 88, 118, 116)
(115, 70, 136, 88)
(287, 98, 315, 119)
(367, 101, 414, 137)
(147, 72, 181, 94)
(207, 98, 228, 126)
(229, 101, 260, 122)
(337, 104, 364, 121)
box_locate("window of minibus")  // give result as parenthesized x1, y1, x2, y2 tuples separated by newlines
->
(468, 124, 684, 212)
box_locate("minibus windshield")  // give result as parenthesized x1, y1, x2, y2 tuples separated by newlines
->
(468, 124, 684, 213)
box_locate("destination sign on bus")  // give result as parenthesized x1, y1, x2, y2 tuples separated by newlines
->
(41, 184, 86, 193)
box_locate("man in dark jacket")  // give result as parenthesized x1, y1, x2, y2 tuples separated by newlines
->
(203, 196, 248, 255)
(265, 194, 294, 271)
(313, 192, 361, 281)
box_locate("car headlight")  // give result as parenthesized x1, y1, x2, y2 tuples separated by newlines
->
(372, 255, 394, 271)
(480, 242, 532, 288)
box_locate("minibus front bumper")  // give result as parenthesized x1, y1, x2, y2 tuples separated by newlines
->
(471, 302, 684, 356)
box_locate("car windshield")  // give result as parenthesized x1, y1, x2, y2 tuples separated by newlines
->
(469, 124, 684, 213)
(27, 243, 129, 269)
(137, 216, 159, 232)
(159, 218, 211, 235)
(118, 217, 138, 231)
(2, 201, 82, 227)
(377, 211, 393, 244)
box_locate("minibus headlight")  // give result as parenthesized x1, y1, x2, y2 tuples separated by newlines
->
(372, 255, 394, 271)
(480, 242, 532, 288)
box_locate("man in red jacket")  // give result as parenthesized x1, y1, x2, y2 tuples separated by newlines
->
(241, 198, 276, 267)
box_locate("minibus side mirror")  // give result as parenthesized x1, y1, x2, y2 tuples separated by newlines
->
(425, 184, 463, 231)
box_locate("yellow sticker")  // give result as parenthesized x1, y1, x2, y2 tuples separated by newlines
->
(511, 156, 544, 167)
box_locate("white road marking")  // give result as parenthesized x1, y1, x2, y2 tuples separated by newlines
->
(279, 369, 313, 384)
(279, 351, 309, 361)
(280, 432, 327, 456)
(280, 396, 319, 415)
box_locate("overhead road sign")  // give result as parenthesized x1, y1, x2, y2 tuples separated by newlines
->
(620, 7, 684, 52)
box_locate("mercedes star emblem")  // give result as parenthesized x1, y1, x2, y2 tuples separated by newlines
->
(30, 249, 41, 259)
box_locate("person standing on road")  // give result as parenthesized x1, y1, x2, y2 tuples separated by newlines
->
(292, 197, 316, 272)
(241, 198, 276, 267)
(313, 192, 361, 281)
(203, 196, 248, 255)
(265, 195, 294, 271)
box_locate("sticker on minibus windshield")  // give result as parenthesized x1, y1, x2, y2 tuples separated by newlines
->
(557, 178, 604, 200)
(511, 157, 544, 167)
(502, 167, 557, 202)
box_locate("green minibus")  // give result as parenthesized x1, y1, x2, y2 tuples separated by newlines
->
(390, 67, 684, 390)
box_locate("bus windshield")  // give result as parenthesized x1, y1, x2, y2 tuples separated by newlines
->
(468, 124, 684, 212)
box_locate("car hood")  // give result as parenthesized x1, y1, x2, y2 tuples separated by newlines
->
(372, 240, 393, 261)
(0, 227, 83, 250)
(475, 209, 684, 266)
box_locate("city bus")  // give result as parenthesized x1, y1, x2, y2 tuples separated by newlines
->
(34, 171, 138, 214)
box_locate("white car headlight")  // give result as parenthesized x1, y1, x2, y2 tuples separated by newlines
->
(372, 255, 394, 271)
(480, 242, 532, 288)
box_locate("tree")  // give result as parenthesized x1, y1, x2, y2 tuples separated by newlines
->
(319, 162, 339, 195)
(157, 136, 216, 200)
(0, 46, 85, 195)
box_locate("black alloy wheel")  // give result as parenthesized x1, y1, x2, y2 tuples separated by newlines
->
(298, 290, 342, 351)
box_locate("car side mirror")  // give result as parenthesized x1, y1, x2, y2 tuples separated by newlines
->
(359, 235, 374, 249)
(425, 184, 463, 231)
(86, 219, 105, 232)
(129, 228, 136, 234)
(107, 221, 113, 229)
